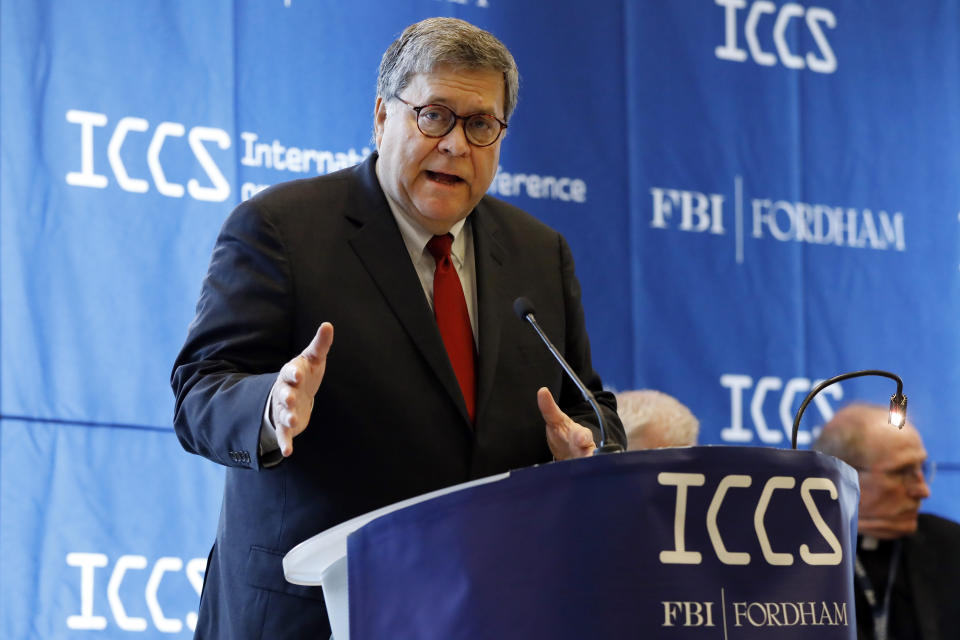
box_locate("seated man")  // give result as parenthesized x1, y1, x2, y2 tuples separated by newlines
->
(614, 389, 698, 450)
(813, 402, 960, 640)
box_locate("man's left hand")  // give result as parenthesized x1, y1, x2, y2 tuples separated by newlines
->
(537, 387, 597, 460)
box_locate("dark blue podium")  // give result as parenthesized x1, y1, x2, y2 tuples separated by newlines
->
(285, 446, 859, 639)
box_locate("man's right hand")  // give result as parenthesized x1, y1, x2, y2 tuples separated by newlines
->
(270, 322, 334, 457)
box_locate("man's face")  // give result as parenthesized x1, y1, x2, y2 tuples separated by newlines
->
(858, 423, 931, 539)
(374, 64, 505, 235)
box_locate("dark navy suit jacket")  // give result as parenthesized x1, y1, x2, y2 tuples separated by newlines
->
(171, 153, 624, 638)
(854, 513, 960, 640)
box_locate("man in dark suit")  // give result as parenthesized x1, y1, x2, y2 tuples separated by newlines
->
(172, 17, 624, 639)
(814, 403, 960, 640)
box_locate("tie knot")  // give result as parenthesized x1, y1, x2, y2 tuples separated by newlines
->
(426, 234, 454, 261)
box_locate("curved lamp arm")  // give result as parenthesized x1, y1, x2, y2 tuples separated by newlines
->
(791, 369, 907, 449)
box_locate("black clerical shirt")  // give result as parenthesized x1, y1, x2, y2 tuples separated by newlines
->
(855, 536, 922, 640)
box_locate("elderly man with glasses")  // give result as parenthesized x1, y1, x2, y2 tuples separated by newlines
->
(813, 402, 960, 640)
(172, 16, 624, 639)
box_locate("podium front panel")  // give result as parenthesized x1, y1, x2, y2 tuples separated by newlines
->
(347, 446, 858, 639)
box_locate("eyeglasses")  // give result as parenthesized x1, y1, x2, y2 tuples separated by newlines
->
(859, 459, 936, 485)
(394, 96, 507, 147)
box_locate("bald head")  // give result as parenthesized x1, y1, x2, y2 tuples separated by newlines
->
(814, 403, 931, 539)
(815, 403, 921, 467)
(615, 389, 698, 451)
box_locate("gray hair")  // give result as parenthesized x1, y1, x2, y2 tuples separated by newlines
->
(377, 17, 520, 120)
(615, 390, 699, 450)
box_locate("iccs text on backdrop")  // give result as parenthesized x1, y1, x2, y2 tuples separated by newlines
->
(1, 1, 958, 637)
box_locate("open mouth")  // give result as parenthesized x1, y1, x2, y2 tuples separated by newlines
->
(426, 170, 463, 186)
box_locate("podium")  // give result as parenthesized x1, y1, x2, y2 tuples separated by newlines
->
(284, 446, 859, 639)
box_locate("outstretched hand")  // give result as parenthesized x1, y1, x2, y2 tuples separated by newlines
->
(537, 387, 597, 460)
(270, 323, 334, 457)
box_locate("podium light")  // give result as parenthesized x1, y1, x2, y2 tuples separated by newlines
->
(889, 392, 908, 428)
(791, 369, 906, 449)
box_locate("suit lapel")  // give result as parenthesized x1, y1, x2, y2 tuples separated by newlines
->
(472, 202, 507, 426)
(344, 155, 472, 427)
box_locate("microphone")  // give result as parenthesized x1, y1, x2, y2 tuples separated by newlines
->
(513, 297, 623, 455)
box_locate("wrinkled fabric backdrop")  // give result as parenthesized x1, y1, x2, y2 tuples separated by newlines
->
(2, 1, 958, 637)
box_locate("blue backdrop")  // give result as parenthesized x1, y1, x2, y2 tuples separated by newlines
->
(1, 0, 958, 637)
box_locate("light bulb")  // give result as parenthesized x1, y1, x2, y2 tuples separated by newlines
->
(888, 393, 907, 429)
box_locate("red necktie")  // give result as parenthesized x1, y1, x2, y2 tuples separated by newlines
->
(426, 234, 476, 422)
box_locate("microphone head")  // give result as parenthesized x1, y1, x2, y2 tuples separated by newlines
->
(513, 296, 536, 320)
